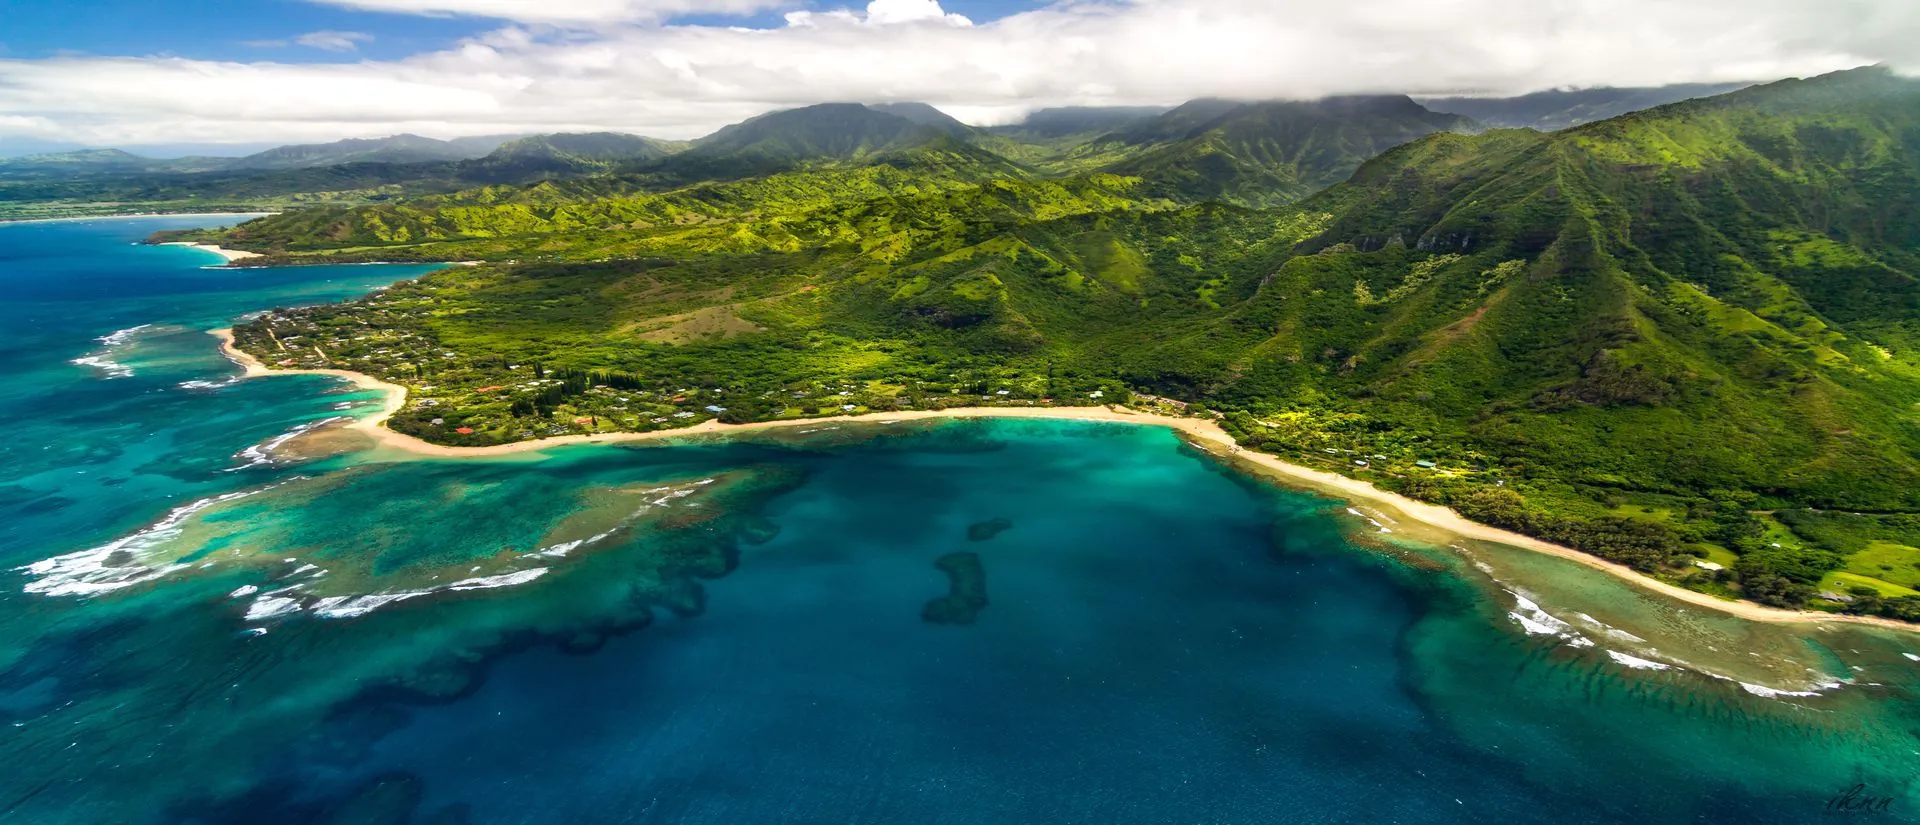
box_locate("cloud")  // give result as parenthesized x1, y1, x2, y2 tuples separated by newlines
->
(787, 0, 972, 28)
(246, 30, 376, 52)
(307, 0, 793, 25)
(297, 31, 377, 52)
(2, 0, 1916, 147)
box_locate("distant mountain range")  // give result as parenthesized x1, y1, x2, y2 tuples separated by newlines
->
(223, 133, 524, 171)
(1420, 82, 1753, 130)
(984, 106, 1170, 141)
(0, 81, 1749, 187)
(0, 133, 529, 180)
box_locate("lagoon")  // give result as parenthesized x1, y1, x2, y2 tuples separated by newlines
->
(3, 218, 1920, 824)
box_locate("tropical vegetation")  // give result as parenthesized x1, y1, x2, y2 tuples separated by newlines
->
(48, 67, 1920, 618)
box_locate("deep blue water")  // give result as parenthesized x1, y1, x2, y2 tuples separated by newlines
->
(4, 217, 1920, 825)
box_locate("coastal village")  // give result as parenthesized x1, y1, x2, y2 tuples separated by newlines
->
(228, 260, 1920, 625)
(230, 274, 1476, 484)
(228, 274, 1146, 446)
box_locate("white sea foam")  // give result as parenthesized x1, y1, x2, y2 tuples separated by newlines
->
(1344, 506, 1394, 533)
(70, 324, 154, 379)
(70, 354, 134, 379)
(244, 596, 303, 621)
(528, 539, 585, 559)
(1573, 612, 1648, 644)
(522, 482, 714, 560)
(1488, 565, 1845, 698)
(177, 376, 242, 391)
(229, 585, 259, 599)
(97, 324, 153, 346)
(525, 520, 642, 559)
(229, 417, 348, 470)
(253, 567, 551, 622)
(1738, 682, 1823, 698)
(447, 568, 548, 590)
(1605, 650, 1672, 671)
(1505, 591, 1573, 637)
(311, 592, 423, 619)
(21, 482, 292, 597)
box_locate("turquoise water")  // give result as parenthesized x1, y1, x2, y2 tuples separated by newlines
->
(5, 218, 1920, 824)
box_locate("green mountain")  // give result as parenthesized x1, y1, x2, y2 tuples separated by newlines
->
(867, 102, 977, 138)
(179, 67, 1920, 620)
(445, 134, 530, 155)
(986, 106, 1169, 141)
(1166, 66, 1920, 605)
(0, 148, 229, 180)
(1099, 98, 1246, 145)
(1420, 82, 1753, 130)
(226, 134, 489, 170)
(0, 133, 689, 211)
(470, 132, 687, 178)
(1102, 95, 1479, 206)
(658, 103, 959, 180)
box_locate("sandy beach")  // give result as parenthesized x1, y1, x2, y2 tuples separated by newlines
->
(160, 241, 263, 263)
(210, 328, 1919, 633)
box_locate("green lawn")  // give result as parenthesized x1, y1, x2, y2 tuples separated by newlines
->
(1842, 541, 1920, 590)
(1821, 570, 1920, 598)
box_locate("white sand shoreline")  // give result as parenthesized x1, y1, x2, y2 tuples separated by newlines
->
(159, 241, 263, 264)
(208, 328, 1919, 633)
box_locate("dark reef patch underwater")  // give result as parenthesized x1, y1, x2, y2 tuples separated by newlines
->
(7, 218, 1920, 824)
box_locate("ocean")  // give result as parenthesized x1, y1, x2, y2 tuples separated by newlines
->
(3, 216, 1919, 824)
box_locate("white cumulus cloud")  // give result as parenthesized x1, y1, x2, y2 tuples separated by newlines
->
(0, 0, 1915, 148)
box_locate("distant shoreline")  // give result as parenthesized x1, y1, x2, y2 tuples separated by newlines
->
(0, 211, 273, 226)
(208, 328, 1919, 633)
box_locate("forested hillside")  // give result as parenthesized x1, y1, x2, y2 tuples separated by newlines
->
(168, 67, 1920, 618)
(1102, 95, 1478, 206)
(1420, 82, 1751, 130)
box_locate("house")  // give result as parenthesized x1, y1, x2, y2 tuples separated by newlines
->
(1415, 460, 1437, 469)
(705, 405, 727, 413)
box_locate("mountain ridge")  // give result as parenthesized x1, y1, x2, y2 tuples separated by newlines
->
(171, 66, 1920, 620)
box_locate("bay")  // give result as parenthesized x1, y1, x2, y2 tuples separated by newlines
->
(3, 217, 1918, 824)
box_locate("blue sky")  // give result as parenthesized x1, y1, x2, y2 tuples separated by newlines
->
(0, 0, 1038, 62)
